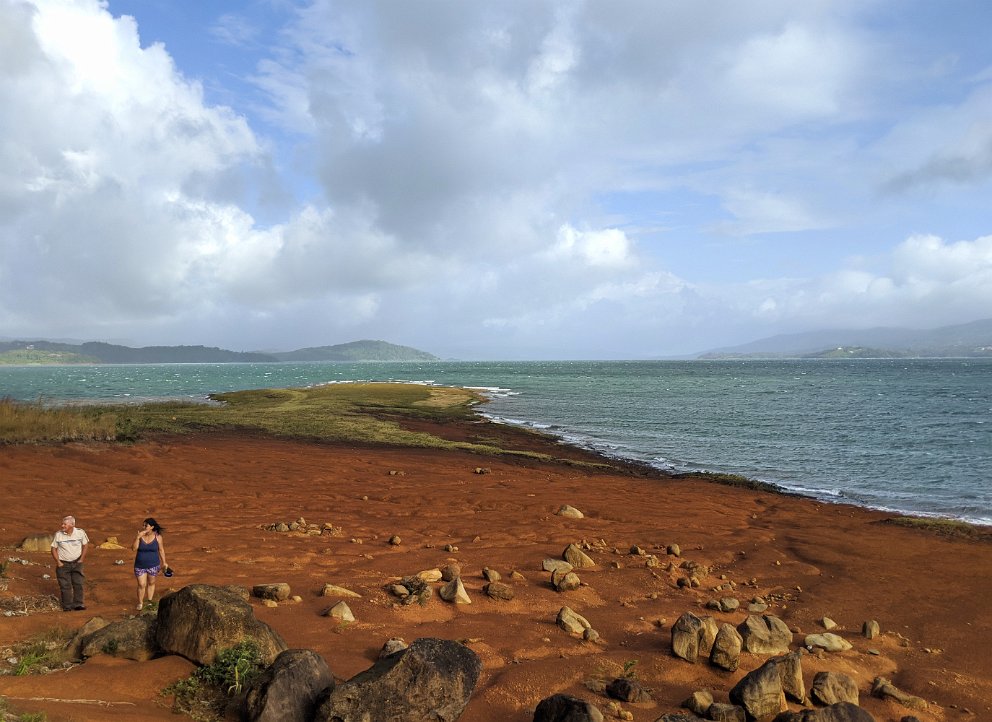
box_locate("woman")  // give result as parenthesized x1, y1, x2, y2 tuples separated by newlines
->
(132, 518, 168, 610)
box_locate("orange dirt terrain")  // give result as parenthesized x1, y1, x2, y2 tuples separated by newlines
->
(1, 423, 991, 722)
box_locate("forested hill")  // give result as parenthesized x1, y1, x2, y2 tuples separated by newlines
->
(272, 340, 438, 362)
(0, 339, 437, 364)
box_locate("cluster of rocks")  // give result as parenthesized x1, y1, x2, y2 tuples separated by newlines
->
(260, 517, 340, 536)
(386, 564, 519, 607)
(53, 583, 482, 722)
(543, 542, 596, 592)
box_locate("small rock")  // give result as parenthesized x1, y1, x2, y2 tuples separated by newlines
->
(556, 606, 591, 635)
(388, 535, 401, 546)
(821, 616, 838, 630)
(323, 601, 355, 622)
(484, 582, 514, 601)
(863, 619, 880, 639)
(556, 505, 584, 519)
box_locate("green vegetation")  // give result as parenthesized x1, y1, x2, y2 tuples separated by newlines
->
(0, 698, 48, 722)
(164, 640, 266, 721)
(883, 516, 990, 541)
(0, 349, 96, 365)
(0, 397, 120, 443)
(5, 628, 72, 677)
(671, 470, 781, 493)
(1, 383, 583, 465)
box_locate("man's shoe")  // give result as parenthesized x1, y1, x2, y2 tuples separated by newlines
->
(73, 605, 86, 611)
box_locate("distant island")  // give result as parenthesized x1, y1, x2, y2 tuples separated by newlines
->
(698, 318, 992, 359)
(0, 339, 438, 365)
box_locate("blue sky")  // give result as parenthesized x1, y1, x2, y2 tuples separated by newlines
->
(2, 0, 991, 359)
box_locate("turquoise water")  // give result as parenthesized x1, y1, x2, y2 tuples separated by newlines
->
(2, 359, 990, 524)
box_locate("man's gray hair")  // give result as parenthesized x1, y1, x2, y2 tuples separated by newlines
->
(63, 515, 75, 525)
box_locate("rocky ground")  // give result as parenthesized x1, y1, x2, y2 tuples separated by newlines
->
(1, 420, 991, 721)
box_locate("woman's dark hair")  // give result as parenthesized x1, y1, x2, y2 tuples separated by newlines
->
(143, 518, 164, 534)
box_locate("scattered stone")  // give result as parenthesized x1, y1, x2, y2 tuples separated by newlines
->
(509, 570, 526, 582)
(416, 568, 443, 583)
(710, 623, 743, 671)
(323, 601, 355, 622)
(441, 564, 461, 582)
(379, 637, 408, 658)
(552, 569, 581, 592)
(682, 689, 713, 716)
(862, 620, 880, 639)
(317, 638, 480, 722)
(708, 702, 746, 722)
(261, 599, 278, 608)
(556, 505, 585, 519)
(482, 567, 501, 582)
(871, 677, 928, 711)
(156, 584, 288, 666)
(252, 583, 291, 602)
(582, 628, 600, 643)
(544, 558, 574, 574)
(667, 544, 681, 557)
(603, 700, 633, 720)
(821, 617, 838, 630)
(97, 536, 126, 550)
(533, 694, 604, 722)
(388, 470, 404, 476)
(563, 543, 596, 568)
(243, 648, 333, 722)
(439, 577, 472, 604)
(484, 582, 515, 601)
(444, 544, 458, 553)
(738, 614, 793, 655)
(748, 602, 769, 613)
(388, 535, 401, 546)
(321, 583, 361, 599)
(557, 606, 592, 635)
(606, 677, 649, 702)
(719, 597, 740, 612)
(389, 584, 410, 599)
(811, 671, 859, 706)
(804, 633, 852, 652)
(474, 467, 491, 474)
(629, 545, 646, 556)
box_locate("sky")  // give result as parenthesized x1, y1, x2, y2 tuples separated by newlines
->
(2, 0, 992, 360)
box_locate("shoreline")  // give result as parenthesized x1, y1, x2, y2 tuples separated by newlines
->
(2, 418, 992, 720)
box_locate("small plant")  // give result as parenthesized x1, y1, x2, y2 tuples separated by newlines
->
(101, 638, 120, 655)
(13, 649, 47, 676)
(18, 713, 48, 722)
(622, 659, 639, 679)
(164, 640, 265, 721)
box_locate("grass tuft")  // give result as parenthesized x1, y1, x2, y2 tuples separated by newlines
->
(883, 516, 990, 540)
(163, 640, 265, 722)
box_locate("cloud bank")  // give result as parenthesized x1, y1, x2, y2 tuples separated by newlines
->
(2, 0, 991, 358)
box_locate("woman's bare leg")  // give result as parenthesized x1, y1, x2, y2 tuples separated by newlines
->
(136, 573, 148, 609)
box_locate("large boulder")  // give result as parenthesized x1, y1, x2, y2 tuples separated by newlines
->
(772, 702, 875, 721)
(64, 617, 111, 660)
(533, 693, 604, 721)
(776, 650, 806, 704)
(80, 616, 158, 661)
(17, 533, 54, 553)
(316, 638, 480, 721)
(244, 649, 335, 722)
(671, 613, 719, 663)
(729, 657, 787, 721)
(738, 614, 793, 655)
(810, 671, 859, 706)
(156, 584, 288, 666)
(711, 623, 743, 671)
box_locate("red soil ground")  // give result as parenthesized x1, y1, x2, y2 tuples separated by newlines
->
(1, 422, 991, 721)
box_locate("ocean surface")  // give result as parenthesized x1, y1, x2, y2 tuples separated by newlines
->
(2, 359, 990, 525)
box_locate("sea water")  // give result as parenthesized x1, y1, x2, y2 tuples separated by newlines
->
(2, 359, 989, 524)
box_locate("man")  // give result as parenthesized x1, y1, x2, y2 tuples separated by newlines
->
(51, 515, 89, 611)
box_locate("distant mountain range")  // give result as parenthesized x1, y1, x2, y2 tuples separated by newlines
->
(698, 318, 992, 359)
(0, 339, 438, 365)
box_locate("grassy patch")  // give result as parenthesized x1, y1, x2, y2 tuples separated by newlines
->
(1, 383, 573, 462)
(883, 516, 990, 540)
(671, 470, 782, 493)
(163, 640, 266, 722)
(0, 397, 119, 444)
(1, 628, 73, 677)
